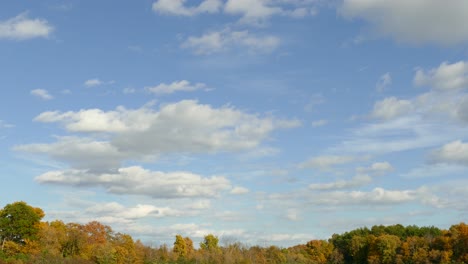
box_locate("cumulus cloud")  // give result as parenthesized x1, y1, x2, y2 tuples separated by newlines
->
(35, 166, 232, 199)
(146, 80, 207, 94)
(30, 89, 53, 100)
(18, 100, 300, 171)
(371, 97, 413, 120)
(414, 61, 468, 90)
(14, 136, 124, 172)
(182, 28, 280, 55)
(152, 0, 222, 16)
(0, 13, 53, 40)
(152, 0, 317, 24)
(430, 140, 468, 166)
(376, 72, 391, 92)
(84, 202, 183, 223)
(340, 0, 468, 45)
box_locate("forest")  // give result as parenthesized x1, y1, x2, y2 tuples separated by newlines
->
(0, 201, 467, 264)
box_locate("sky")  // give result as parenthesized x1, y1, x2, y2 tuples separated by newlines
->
(1, 0, 468, 248)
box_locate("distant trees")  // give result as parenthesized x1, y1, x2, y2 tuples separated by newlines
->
(2, 201, 468, 264)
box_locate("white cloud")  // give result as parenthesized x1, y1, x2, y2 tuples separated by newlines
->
(152, 0, 317, 24)
(230, 186, 249, 195)
(371, 97, 413, 120)
(123, 88, 136, 94)
(0, 13, 53, 40)
(19, 100, 300, 171)
(14, 136, 124, 172)
(85, 202, 182, 221)
(225, 0, 281, 24)
(84, 78, 102, 87)
(340, 0, 468, 45)
(308, 162, 393, 191)
(309, 174, 372, 191)
(152, 0, 222, 16)
(376, 72, 391, 92)
(311, 119, 327, 127)
(182, 28, 280, 55)
(224, 0, 317, 25)
(146, 80, 207, 94)
(34, 108, 151, 133)
(430, 140, 468, 166)
(36, 166, 232, 199)
(299, 155, 364, 170)
(268, 186, 431, 207)
(30, 89, 53, 100)
(0, 120, 14, 129)
(356, 162, 393, 175)
(401, 164, 467, 179)
(285, 209, 299, 221)
(414, 61, 468, 90)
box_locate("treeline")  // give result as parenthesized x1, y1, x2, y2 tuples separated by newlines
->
(1, 201, 468, 264)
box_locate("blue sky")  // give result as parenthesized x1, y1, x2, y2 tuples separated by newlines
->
(2, 0, 468, 247)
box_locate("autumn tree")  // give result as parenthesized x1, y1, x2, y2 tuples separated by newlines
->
(450, 222, 468, 263)
(173, 234, 188, 261)
(200, 234, 219, 252)
(306, 239, 334, 264)
(0, 201, 44, 250)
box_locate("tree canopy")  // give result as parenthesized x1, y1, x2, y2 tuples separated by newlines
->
(0, 201, 468, 264)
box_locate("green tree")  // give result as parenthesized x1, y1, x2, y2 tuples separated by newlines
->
(0, 201, 44, 250)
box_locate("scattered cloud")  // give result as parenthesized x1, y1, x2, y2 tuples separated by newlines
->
(182, 28, 280, 55)
(224, 0, 317, 25)
(309, 162, 392, 191)
(356, 162, 394, 175)
(371, 97, 413, 120)
(430, 140, 468, 166)
(17, 100, 300, 172)
(401, 164, 467, 179)
(376, 72, 391, 92)
(340, 0, 468, 45)
(0, 13, 53, 40)
(311, 119, 327, 127)
(299, 155, 366, 170)
(84, 78, 102, 87)
(85, 202, 182, 222)
(0, 120, 14, 129)
(309, 174, 372, 191)
(152, 0, 317, 25)
(84, 78, 115, 88)
(14, 136, 124, 172)
(414, 61, 468, 90)
(30, 89, 53, 100)
(36, 166, 232, 199)
(123, 88, 136, 94)
(152, 0, 222, 16)
(269, 186, 433, 207)
(146, 80, 207, 94)
(230, 186, 249, 195)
